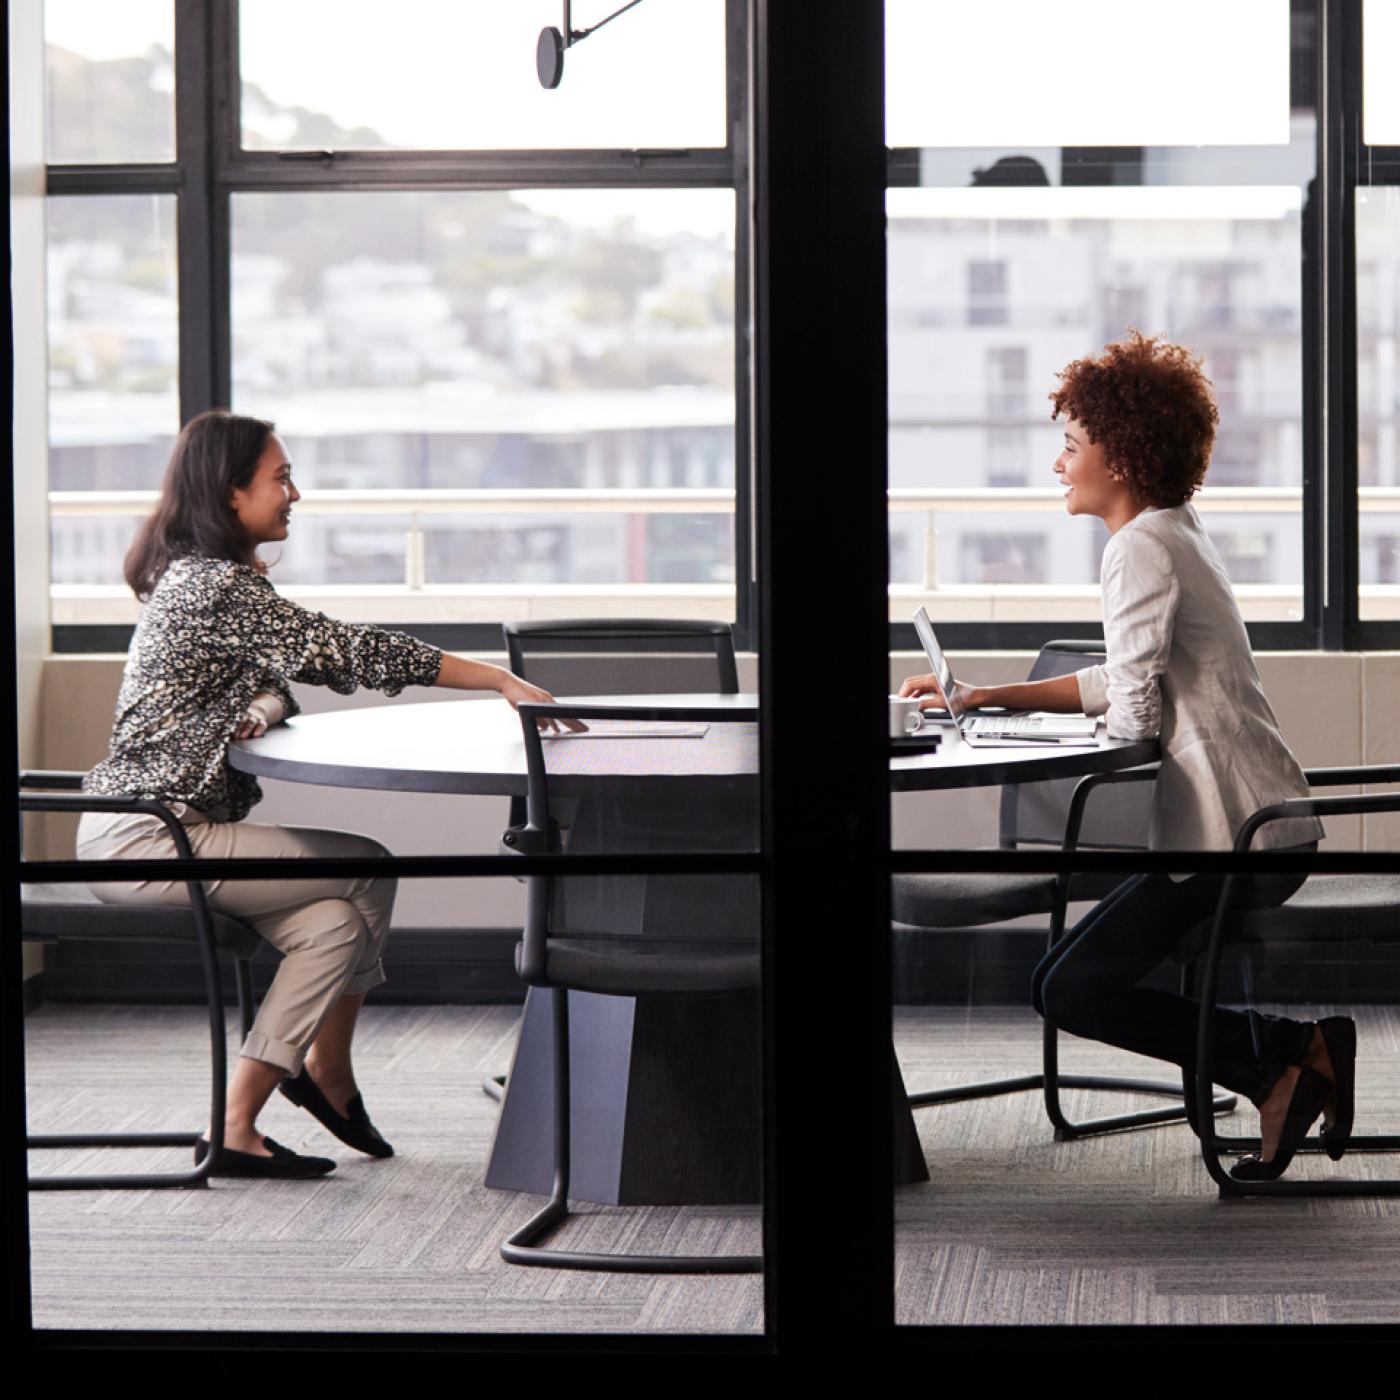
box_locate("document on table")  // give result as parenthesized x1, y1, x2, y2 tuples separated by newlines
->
(543, 721, 711, 739)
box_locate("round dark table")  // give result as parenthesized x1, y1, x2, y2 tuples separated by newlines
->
(231, 694, 1158, 1204)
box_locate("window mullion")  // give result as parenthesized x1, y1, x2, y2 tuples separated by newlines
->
(1320, 0, 1361, 649)
(173, 0, 219, 420)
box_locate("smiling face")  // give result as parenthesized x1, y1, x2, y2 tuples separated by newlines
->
(1053, 418, 1142, 534)
(229, 434, 299, 547)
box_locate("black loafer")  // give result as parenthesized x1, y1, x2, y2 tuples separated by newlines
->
(194, 1135, 336, 1179)
(279, 1069, 394, 1158)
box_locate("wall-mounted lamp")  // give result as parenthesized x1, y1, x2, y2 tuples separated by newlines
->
(537, 1, 646, 88)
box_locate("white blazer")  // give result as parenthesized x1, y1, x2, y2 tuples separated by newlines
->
(1074, 503, 1323, 853)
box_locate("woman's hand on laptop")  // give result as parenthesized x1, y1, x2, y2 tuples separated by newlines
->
(898, 674, 979, 712)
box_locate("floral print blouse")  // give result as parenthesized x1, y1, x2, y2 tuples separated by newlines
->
(84, 555, 443, 821)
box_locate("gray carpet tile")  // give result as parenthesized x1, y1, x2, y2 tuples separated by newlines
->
(25, 1001, 1400, 1331)
(24, 1003, 762, 1335)
(894, 1004, 1400, 1326)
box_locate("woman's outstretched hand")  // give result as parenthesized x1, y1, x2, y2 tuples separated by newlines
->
(497, 673, 589, 733)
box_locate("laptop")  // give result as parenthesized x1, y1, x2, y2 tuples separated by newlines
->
(911, 607, 1101, 744)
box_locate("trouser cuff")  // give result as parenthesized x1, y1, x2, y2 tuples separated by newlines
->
(239, 1032, 305, 1077)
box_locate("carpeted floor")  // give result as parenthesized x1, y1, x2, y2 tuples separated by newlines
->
(894, 1004, 1400, 1325)
(22, 1001, 1400, 1332)
(23, 1003, 762, 1335)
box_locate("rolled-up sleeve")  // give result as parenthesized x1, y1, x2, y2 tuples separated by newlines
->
(218, 567, 443, 697)
(1085, 528, 1179, 740)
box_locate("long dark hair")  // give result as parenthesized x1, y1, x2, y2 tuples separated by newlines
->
(124, 410, 276, 599)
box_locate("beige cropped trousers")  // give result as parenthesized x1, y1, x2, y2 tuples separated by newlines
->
(76, 806, 396, 1076)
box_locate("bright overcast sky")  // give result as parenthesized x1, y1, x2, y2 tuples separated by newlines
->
(45, 0, 733, 237)
(47, 0, 1309, 234)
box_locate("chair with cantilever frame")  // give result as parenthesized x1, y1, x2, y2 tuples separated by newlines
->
(1189, 763, 1400, 1198)
(498, 700, 761, 1274)
(896, 642, 1238, 1139)
(20, 770, 260, 1190)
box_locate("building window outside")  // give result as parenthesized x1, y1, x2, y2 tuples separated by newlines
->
(967, 260, 1009, 327)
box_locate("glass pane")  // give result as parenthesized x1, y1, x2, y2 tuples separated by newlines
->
(1364, 0, 1400, 145)
(48, 195, 179, 585)
(230, 189, 736, 605)
(239, 0, 727, 151)
(888, 182, 1310, 622)
(886, 0, 1290, 148)
(45, 0, 174, 163)
(1357, 187, 1400, 617)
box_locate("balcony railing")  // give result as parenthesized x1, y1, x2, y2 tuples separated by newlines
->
(47, 485, 1400, 627)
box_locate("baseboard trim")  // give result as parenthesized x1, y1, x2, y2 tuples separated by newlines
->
(35, 923, 1400, 1008)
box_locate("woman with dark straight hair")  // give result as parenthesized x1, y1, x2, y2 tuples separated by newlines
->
(901, 333, 1355, 1183)
(80, 410, 570, 1179)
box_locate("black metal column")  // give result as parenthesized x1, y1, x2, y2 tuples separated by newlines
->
(754, 0, 893, 1346)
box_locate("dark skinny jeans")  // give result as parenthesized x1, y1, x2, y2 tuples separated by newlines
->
(1032, 856, 1315, 1108)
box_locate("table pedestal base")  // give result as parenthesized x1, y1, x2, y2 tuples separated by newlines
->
(486, 987, 762, 1205)
(485, 988, 930, 1203)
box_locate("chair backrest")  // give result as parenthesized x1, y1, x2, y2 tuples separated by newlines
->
(503, 619, 740, 697)
(998, 640, 1154, 850)
(514, 701, 759, 989)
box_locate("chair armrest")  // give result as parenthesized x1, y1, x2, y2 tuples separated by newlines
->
(1303, 763, 1400, 788)
(19, 792, 198, 862)
(1061, 763, 1160, 854)
(1232, 789, 1400, 852)
(19, 770, 86, 791)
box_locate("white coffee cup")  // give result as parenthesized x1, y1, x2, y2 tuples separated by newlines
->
(889, 696, 925, 738)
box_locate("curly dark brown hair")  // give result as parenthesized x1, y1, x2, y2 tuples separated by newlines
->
(1049, 331, 1219, 508)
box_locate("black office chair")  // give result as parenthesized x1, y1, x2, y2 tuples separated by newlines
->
(488, 619, 741, 1103)
(19, 771, 261, 1190)
(502, 618, 740, 699)
(499, 701, 761, 1273)
(894, 640, 1237, 1139)
(1189, 763, 1400, 1198)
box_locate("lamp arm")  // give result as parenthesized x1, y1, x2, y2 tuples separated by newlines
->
(570, 0, 645, 44)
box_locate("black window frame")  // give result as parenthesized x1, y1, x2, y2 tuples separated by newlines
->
(46, 0, 757, 657)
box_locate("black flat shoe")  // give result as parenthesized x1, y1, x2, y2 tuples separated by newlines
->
(193, 1135, 336, 1179)
(1316, 1016, 1357, 1162)
(279, 1069, 394, 1158)
(1230, 1066, 1331, 1183)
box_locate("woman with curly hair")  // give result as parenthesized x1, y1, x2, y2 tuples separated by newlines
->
(899, 332, 1353, 1182)
(78, 410, 573, 1179)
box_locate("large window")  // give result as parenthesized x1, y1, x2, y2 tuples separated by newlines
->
(41, 0, 1399, 652)
(44, 0, 743, 643)
(884, 0, 1312, 635)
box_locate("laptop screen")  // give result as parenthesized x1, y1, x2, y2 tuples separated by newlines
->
(912, 607, 966, 728)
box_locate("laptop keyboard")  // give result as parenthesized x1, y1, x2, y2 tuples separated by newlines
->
(967, 714, 1097, 736)
(971, 715, 1045, 735)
